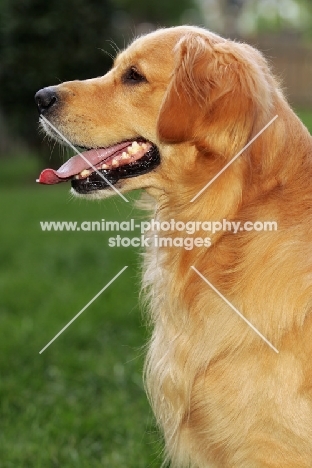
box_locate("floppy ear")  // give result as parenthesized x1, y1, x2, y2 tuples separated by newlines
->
(156, 33, 275, 147)
(157, 34, 218, 143)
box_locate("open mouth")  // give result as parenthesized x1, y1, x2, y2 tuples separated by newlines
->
(37, 139, 160, 194)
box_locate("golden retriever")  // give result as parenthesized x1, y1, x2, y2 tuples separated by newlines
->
(35, 26, 312, 467)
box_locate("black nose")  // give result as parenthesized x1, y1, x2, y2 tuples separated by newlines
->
(35, 87, 58, 114)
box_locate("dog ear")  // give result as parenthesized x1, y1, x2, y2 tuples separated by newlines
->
(157, 34, 217, 143)
(157, 33, 275, 146)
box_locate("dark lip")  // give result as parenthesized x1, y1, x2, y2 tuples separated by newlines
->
(71, 144, 160, 194)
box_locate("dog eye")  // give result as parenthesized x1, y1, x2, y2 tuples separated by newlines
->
(122, 66, 147, 85)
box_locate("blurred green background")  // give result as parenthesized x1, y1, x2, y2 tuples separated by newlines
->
(1, 1, 312, 467)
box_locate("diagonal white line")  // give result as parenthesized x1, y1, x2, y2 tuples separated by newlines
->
(190, 115, 278, 203)
(40, 115, 129, 203)
(39, 266, 128, 354)
(191, 266, 279, 353)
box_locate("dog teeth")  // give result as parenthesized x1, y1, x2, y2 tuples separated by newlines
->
(80, 169, 91, 177)
(74, 140, 150, 179)
(128, 140, 146, 155)
(74, 141, 150, 180)
(128, 142, 138, 154)
(90, 141, 149, 173)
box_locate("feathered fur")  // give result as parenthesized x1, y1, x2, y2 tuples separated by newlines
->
(39, 26, 312, 467)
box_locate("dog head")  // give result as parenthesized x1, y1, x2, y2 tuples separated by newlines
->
(35, 26, 278, 203)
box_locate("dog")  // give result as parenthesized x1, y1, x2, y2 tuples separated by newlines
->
(35, 25, 312, 467)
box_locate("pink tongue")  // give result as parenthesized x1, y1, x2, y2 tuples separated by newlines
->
(37, 141, 131, 185)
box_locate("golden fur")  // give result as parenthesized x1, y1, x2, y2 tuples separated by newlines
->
(40, 26, 312, 467)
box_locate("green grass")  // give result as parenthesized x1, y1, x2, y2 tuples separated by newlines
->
(0, 153, 40, 186)
(0, 183, 163, 468)
(296, 109, 312, 132)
